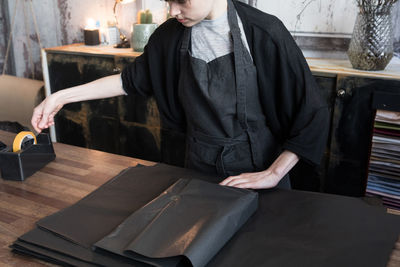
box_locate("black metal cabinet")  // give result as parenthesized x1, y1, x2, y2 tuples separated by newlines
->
(290, 74, 400, 196)
(46, 50, 400, 196)
(324, 76, 400, 196)
(47, 51, 187, 166)
(47, 53, 163, 162)
(289, 75, 337, 193)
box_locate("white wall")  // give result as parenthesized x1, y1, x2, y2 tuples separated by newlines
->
(257, 0, 358, 36)
(0, 0, 8, 74)
(5, 0, 168, 78)
(2, 0, 400, 78)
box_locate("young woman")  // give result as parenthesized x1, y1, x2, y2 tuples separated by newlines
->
(32, 0, 328, 189)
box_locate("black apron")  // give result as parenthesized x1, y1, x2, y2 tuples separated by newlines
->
(178, 0, 290, 188)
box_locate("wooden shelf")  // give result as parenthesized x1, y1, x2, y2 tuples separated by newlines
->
(45, 44, 400, 80)
(308, 57, 400, 81)
(45, 43, 142, 58)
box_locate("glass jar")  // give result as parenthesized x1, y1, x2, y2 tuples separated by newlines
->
(347, 5, 394, 71)
(131, 23, 158, 52)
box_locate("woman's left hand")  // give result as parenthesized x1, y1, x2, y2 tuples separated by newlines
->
(219, 170, 280, 189)
(219, 150, 300, 189)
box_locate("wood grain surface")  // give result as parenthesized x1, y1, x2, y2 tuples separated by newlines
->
(308, 57, 400, 81)
(0, 130, 153, 266)
(0, 130, 399, 266)
(45, 43, 142, 58)
(45, 44, 400, 80)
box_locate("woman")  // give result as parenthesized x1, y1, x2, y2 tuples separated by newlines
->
(32, 0, 329, 189)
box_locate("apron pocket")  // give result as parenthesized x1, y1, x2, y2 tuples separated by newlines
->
(222, 142, 254, 176)
(248, 125, 281, 170)
(186, 137, 221, 175)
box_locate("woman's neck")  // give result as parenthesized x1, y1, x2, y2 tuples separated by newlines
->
(206, 0, 228, 20)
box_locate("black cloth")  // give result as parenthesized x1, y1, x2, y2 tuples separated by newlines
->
(121, 0, 329, 166)
(12, 164, 400, 267)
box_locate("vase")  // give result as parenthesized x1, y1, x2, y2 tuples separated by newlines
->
(131, 23, 158, 52)
(347, 5, 394, 71)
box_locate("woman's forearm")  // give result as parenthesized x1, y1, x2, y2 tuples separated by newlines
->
(56, 74, 125, 105)
(268, 150, 300, 181)
(32, 74, 126, 132)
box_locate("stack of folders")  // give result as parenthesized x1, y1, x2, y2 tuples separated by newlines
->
(366, 110, 400, 210)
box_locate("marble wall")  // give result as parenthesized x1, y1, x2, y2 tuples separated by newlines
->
(258, 0, 357, 35)
(2, 0, 167, 78)
(0, 0, 9, 75)
(256, 0, 400, 58)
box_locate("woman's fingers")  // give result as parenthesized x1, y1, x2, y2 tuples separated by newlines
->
(219, 175, 240, 186)
(224, 176, 249, 187)
(230, 181, 257, 189)
(38, 107, 52, 130)
(31, 103, 45, 133)
(220, 174, 252, 187)
(220, 171, 279, 189)
(32, 97, 64, 133)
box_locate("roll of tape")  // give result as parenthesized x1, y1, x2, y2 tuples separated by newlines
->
(12, 131, 37, 152)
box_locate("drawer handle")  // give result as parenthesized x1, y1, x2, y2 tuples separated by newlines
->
(337, 89, 346, 97)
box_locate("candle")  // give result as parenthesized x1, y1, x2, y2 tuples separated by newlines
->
(84, 18, 100, 46)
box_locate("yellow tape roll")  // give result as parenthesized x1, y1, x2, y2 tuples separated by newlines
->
(12, 131, 37, 152)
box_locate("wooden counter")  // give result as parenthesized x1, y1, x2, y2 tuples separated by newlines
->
(0, 130, 154, 266)
(44, 43, 142, 58)
(308, 57, 400, 81)
(44, 44, 400, 80)
(0, 130, 399, 266)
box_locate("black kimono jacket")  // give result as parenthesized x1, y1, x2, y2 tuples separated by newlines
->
(122, 1, 329, 166)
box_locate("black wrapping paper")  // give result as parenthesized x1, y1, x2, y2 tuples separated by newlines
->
(36, 165, 200, 248)
(11, 164, 400, 267)
(208, 188, 400, 267)
(14, 227, 143, 266)
(94, 179, 258, 267)
(12, 240, 98, 267)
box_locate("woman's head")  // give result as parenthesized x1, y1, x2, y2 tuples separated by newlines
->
(165, 0, 227, 27)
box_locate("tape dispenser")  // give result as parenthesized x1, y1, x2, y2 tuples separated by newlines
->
(0, 131, 56, 181)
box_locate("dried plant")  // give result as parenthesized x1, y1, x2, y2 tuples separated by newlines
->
(356, 0, 399, 13)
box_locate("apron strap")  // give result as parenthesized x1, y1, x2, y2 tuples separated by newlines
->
(227, 0, 249, 131)
(180, 27, 191, 67)
(228, 0, 266, 169)
(179, 1, 251, 133)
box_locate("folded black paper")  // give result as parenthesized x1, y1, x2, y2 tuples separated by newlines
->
(11, 164, 400, 267)
(94, 179, 258, 267)
(36, 164, 220, 248)
(13, 227, 143, 267)
(12, 240, 98, 267)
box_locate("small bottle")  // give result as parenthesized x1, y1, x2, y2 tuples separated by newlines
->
(95, 20, 105, 44)
(107, 21, 119, 46)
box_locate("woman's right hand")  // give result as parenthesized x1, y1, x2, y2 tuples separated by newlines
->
(31, 93, 64, 133)
(31, 74, 126, 133)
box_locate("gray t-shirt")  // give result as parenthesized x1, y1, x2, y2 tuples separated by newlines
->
(191, 11, 251, 63)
